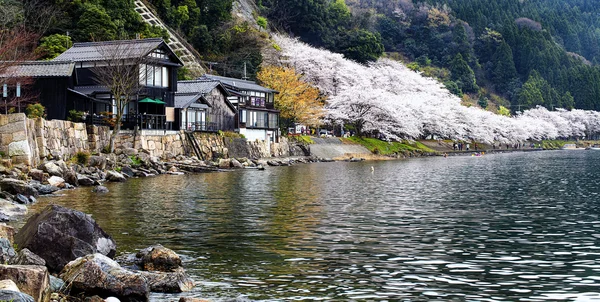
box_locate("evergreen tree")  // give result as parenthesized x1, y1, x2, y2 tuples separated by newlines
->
(450, 53, 478, 92)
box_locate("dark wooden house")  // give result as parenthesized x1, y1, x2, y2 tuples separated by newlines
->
(175, 80, 236, 131)
(53, 38, 183, 129)
(198, 75, 280, 142)
(0, 61, 75, 119)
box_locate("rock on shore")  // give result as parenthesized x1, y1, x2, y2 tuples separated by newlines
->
(14, 205, 117, 273)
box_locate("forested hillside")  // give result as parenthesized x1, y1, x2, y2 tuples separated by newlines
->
(10, 0, 600, 112)
(263, 0, 600, 112)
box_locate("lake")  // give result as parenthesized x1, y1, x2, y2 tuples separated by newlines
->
(28, 150, 600, 301)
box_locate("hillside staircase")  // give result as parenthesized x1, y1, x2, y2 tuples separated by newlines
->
(134, 0, 206, 77)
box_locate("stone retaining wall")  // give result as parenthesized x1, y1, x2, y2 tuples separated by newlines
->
(0, 114, 305, 166)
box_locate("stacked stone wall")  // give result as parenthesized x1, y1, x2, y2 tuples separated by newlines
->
(0, 114, 305, 167)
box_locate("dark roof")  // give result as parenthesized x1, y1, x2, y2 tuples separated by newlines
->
(73, 86, 111, 95)
(174, 93, 206, 109)
(53, 38, 183, 66)
(0, 61, 74, 78)
(176, 80, 222, 95)
(198, 74, 277, 93)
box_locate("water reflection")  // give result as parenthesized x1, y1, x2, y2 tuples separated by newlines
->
(25, 151, 600, 301)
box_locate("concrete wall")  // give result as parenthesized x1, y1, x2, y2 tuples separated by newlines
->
(0, 114, 305, 166)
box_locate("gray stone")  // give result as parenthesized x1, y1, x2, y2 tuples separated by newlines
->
(88, 156, 107, 170)
(0, 179, 39, 197)
(46, 176, 65, 188)
(92, 185, 109, 193)
(63, 170, 78, 187)
(35, 184, 60, 195)
(0, 290, 34, 302)
(123, 148, 138, 157)
(48, 275, 65, 293)
(120, 166, 135, 178)
(14, 205, 117, 273)
(0, 238, 16, 263)
(8, 140, 31, 157)
(140, 268, 194, 293)
(14, 194, 30, 204)
(230, 158, 244, 169)
(0, 223, 15, 243)
(0, 279, 20, 292)
(60, 254, 149, 302)
(105, 170, 127, 182)
(76, 174, 95, 186)
(28, 196, 36, 204)
(0, 199, 27, 221)
(0, 265, 49, 302)
(218, 159, 231, 169)
(42, 162, 62, 177)
(27, 169, 46, 182)
(135, 244, 182, 272)
(9, 248, 46, 266)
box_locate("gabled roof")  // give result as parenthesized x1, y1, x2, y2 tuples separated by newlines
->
(0, 61, 75, 78)
(176, 79, 236, 112)
(198, 74, 277, 93)
(53, 38, 183, 66)
(176, 80, 224, 95)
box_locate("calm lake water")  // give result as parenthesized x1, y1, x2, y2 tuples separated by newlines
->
(27, 150, 600, 301)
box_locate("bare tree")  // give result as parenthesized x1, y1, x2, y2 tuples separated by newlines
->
(91, 41, 152, 152)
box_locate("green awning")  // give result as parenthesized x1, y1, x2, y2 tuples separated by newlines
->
(139, 97, 166, 104)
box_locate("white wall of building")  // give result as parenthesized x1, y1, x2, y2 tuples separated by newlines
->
(240, 128, 267, 142)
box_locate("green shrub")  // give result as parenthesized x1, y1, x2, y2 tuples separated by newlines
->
(257, 16, 268, 29)
(67, 110, 85, 122)
(74, 151, 90, 165)
(102, 145, 111, 154)
(129, 156, 142, 166)
(26, 103, 45, 118)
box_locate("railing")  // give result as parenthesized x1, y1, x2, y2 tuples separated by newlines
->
(184, 116, 235, 132)
(86, 113, 171, 130)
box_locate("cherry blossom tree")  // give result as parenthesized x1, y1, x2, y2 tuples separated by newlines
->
(272, 34, 600, 143)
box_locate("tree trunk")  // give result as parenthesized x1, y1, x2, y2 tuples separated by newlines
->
(109, 112, 123, 153)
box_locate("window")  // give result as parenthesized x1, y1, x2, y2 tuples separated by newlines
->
(269, 113, 278, 128)
(162, 67, 168, 88)
(240, 109, 247, 123)
(154, 66, 162, 87)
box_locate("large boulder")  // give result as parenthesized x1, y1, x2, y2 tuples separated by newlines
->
(0, 290, 34, 302)
(135, 244, 182, 272)
(88, 156, 107, 170)
(9, 248, 46, 266)
(27, 169, 47, 183)
(60, 254, 149, 302)
(0, 223, 15, 243)
(14, 205, 116, 273)
(139, 268, 194, 293)
(63, 170, 78, 187)
(0, 238, 16, 263)
(76, 174, 95, 186)
(46, 176, 65, 189)
(42, 162, 62, 177)
(0, 199, 27, 221)
(0, 265, 49, 302)
(105, 170, 127, 182)
(0, 179, 38, 197)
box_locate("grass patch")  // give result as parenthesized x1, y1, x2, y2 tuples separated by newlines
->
(288, 135, 314, 145)
(542, 140, 575, 150)
(345, 137, 436, 155)
(129, 155, 143, 166)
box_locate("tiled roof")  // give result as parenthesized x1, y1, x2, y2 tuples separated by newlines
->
(73, 86, 111, 95)
(0, 61, 74, 78)
(174, 93, 203, 108)
(176, 80, 221, 95)
(53, 38, 180, 64)
(199, 74, 277, 93)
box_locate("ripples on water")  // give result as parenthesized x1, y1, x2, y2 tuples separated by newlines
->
(28, 151, 600, 301)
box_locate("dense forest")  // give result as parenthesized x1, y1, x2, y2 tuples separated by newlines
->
(9, 0, 600, 112)
(261, 0, 600, 112)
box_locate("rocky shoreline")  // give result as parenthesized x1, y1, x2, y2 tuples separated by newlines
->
(0, 146, 372, 302)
